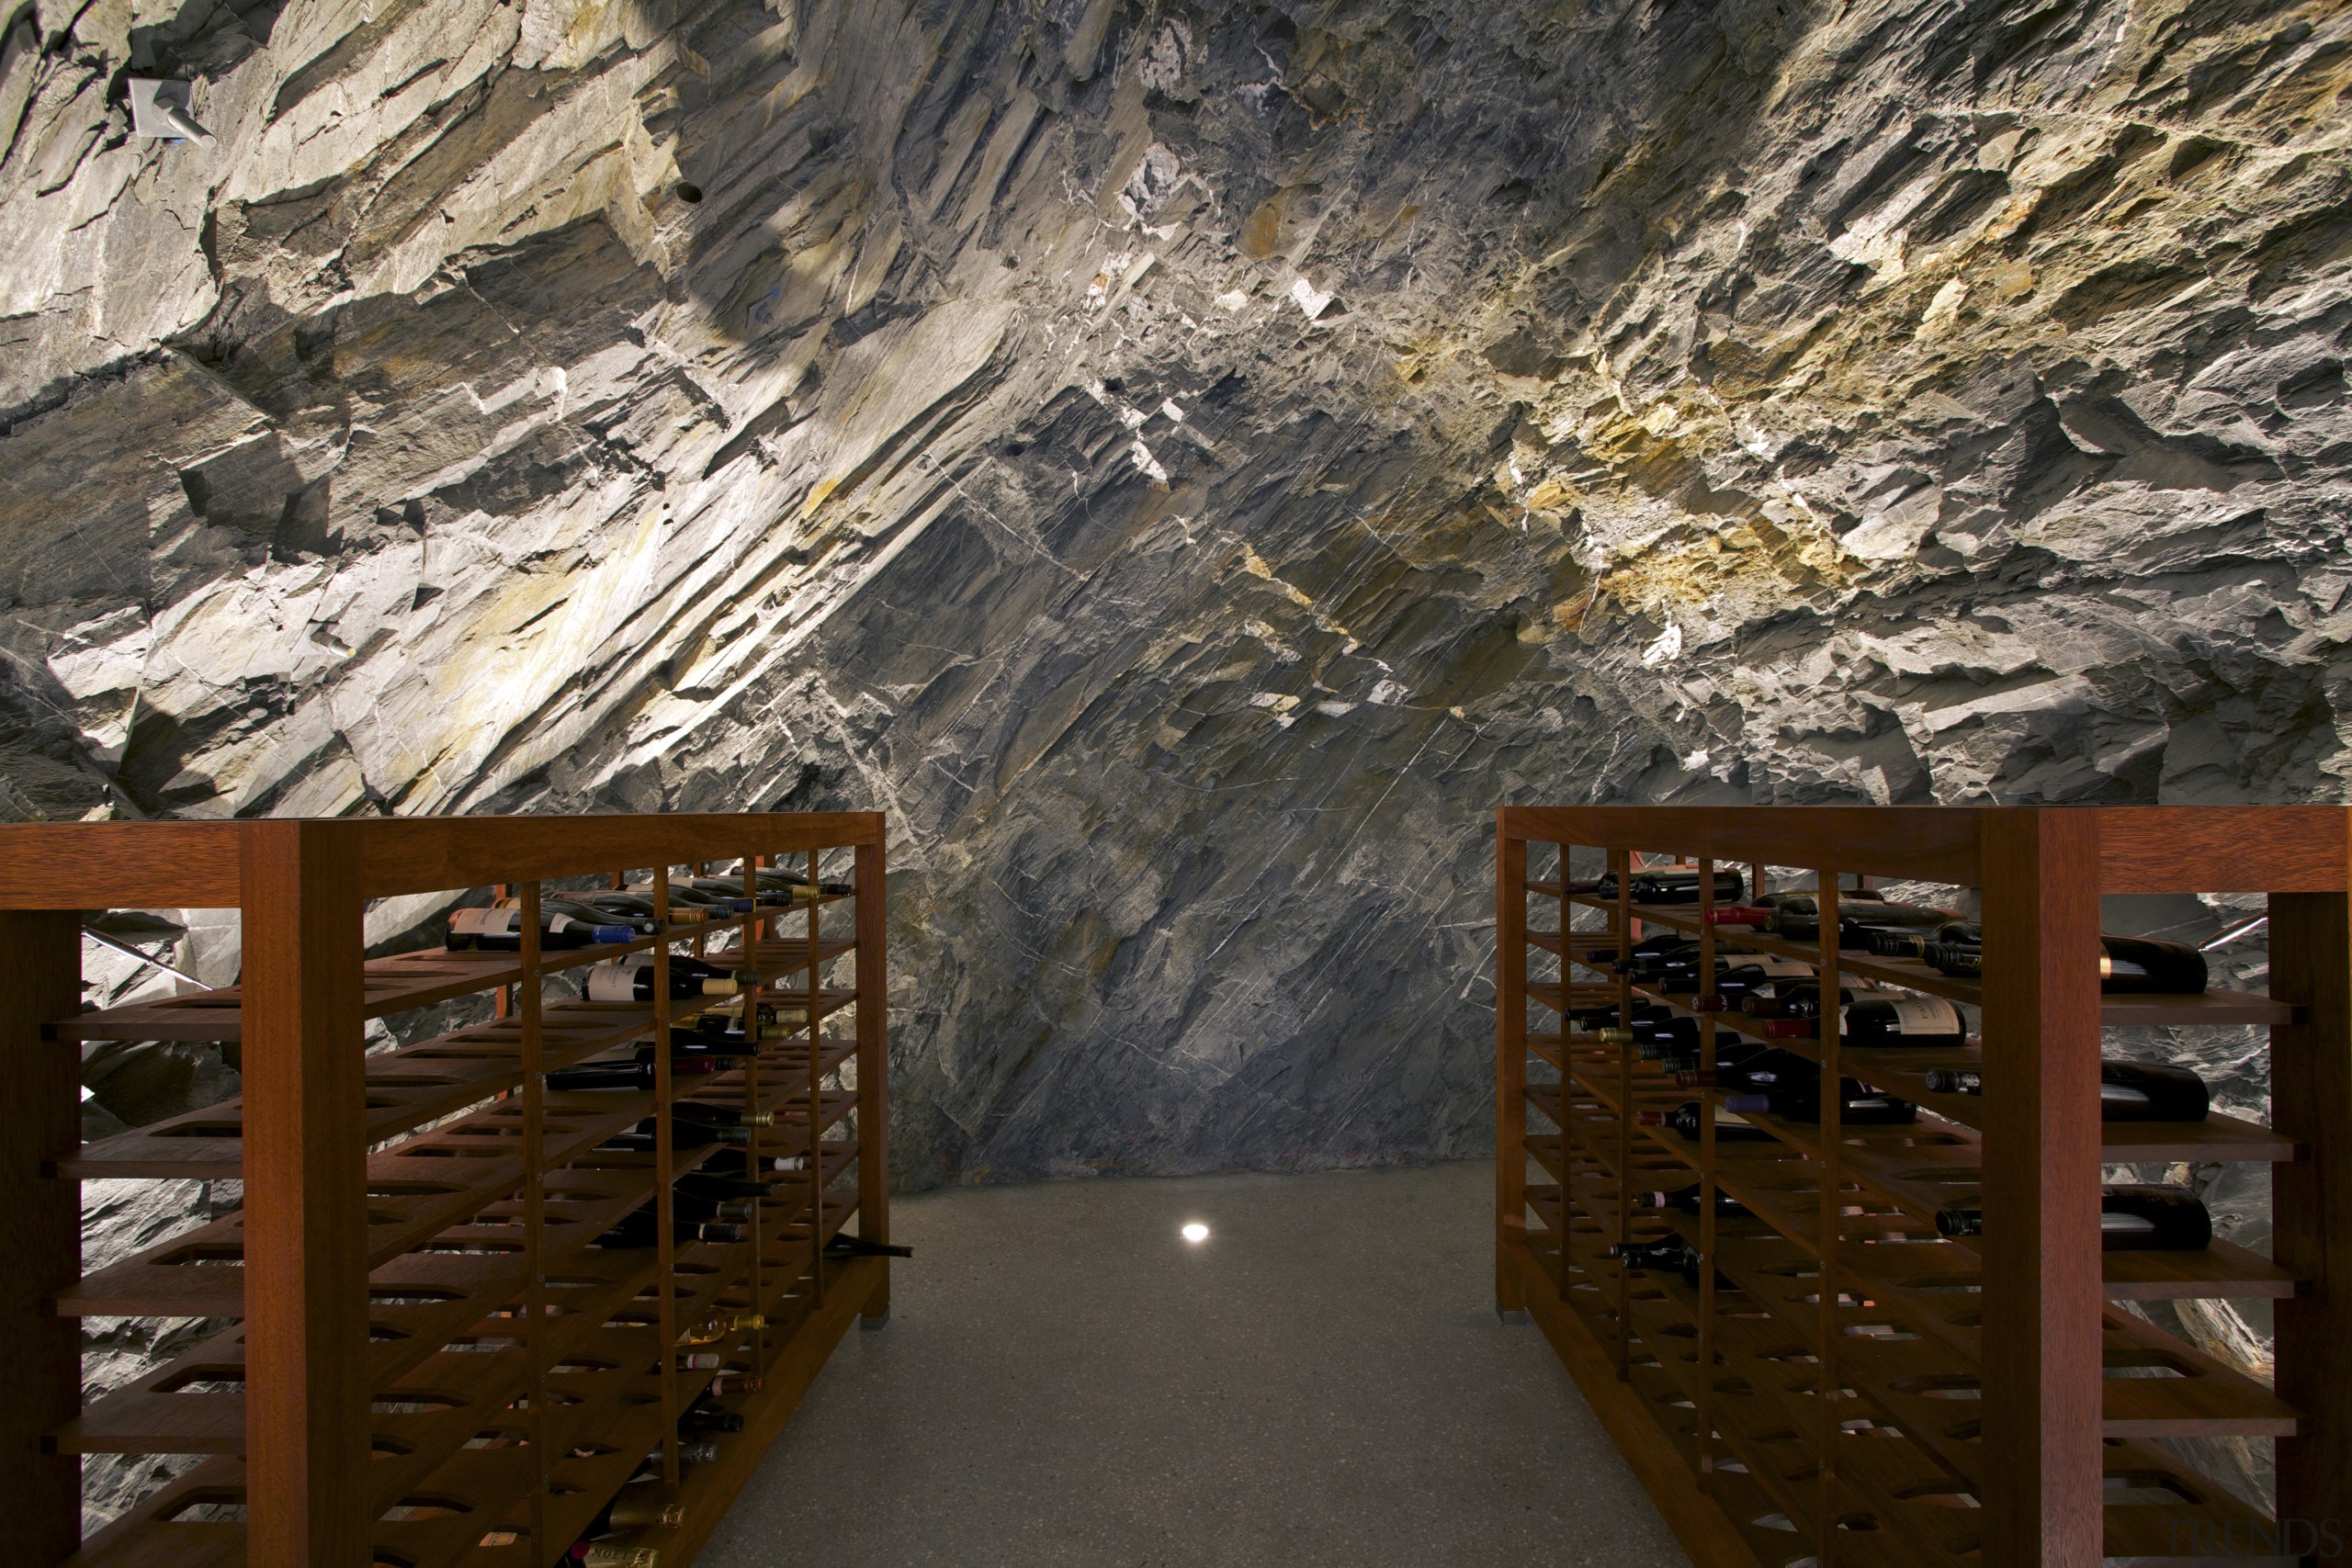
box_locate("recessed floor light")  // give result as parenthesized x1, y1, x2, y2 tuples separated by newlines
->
(1181, 1222, 1210, 1244)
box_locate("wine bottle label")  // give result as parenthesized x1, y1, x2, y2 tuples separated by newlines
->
(1747, 957, 1811, 977)
(586, 966, 639, 1002)
(449, 908, 514, 935)
(1838, 998, 1959, 1033)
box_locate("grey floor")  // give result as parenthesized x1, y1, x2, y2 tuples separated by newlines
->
(698, 1161, 1689, 1566)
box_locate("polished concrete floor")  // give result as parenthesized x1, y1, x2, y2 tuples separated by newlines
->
(699, 1161, 1689, 1567)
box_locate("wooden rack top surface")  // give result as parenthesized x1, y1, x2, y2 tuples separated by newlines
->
(1500, 803, 2349, 892)
(0, 811, 885, 909)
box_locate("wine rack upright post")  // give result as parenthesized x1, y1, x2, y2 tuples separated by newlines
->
(855, 834, 892, 1323)
(1978, 810, 2104, 1566)
(0, 908, 81, 1564)
(2266, 885, 2352, 1539)
(239, 820, 372, 1566)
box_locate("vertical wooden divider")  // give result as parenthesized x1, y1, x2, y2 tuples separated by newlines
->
(518, 882, 548, 1557)
(1695, 858, 1718, 1487)
(741, 851, 766, 1371)
(1495, 818, 1528, 1316)
(1979, 809, 2102, 1568)
(1611, 849, 1634, 1352)
(2, 908, 82, 1566)
(855, 835, 891, 1324)
(2267, 886, 2350, 1539)
(653, 866, 679, 1497)
(1815, 875, 1842, 1567)
(806, 849, 825, 1306)
(241, 819, 370, 1568)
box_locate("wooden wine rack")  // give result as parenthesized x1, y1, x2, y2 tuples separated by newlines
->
(1494, 807, 2348, 1568)
(0, 814, 890, 1568)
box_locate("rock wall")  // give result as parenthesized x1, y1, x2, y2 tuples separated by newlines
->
(3, 0, 2347, 1520)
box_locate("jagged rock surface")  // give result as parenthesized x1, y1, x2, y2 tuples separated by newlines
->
(4, 0, 2347, 1521)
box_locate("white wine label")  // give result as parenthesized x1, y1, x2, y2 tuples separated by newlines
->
(586, 966, 639, 1002)
(1890, 998, 1960, 1032)
(449, 908, 513, 935)
(546, 914, 579, 934)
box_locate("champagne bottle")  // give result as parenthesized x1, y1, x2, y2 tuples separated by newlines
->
(587, 954, 741, 1002)
(1936, 1184, 2211, 1249)
(1722, 1082, 1919, 1124)
(1923, 1059, 2210, 1121)
(446, 907, 635, 952)
(1631, 1185, 1750, 1218)
(1635, 1101, 1777, 1141)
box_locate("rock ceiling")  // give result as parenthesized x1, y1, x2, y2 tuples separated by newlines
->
(3, 0, 2347, 1200)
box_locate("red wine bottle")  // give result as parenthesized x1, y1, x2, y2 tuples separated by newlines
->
(1607, 1236, 1703, 1285)
(1769, 895, 1954, 945)
(2099, 936, 2208, 994)
(1636, 1101, 1777, 1141)
(1569, 866, 1747, 906)
(1723, 1082, 1918, 1124)
(1631, 1185, 1749, 1218)
(1936, 1183, 2211, 1249)
(1923, 1059, 2209, 1121)
(1675, 1047, 1815, 1091)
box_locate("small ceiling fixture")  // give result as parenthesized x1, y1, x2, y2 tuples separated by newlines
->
(128, 78, 216, 147)
(1180, 1222, 1209, 1244)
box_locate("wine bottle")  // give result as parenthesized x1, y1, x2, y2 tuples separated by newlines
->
(2100, 936, 2209, 994)
(568, 1546, 658, 1567)
(1923, 1060, 2210, 1121)
(1768, 896, 1957, 945)
(1840, 995, 1966, 1048)
(825, 1234, 915, 1258)
(580, 890, 708, 926)
(496, 894, 662, 936)
(679, 1401, 746, 1436)
(673, 1101, 775, 1130)
(1715, 956, 1815, 1008)
(1606, 1237, 1703, 1287)
(707, 1371, 762, 1396)
(1631, 1185, 1750, 1218)
(1923, 922, 1982, 976)
(676, 1352, 723, 1371)
(679, 1312, 765, 1346)
(1936, 1184, 2211, 1249)
(1741, 979, 1881, 1021)
(1635, 1101, 1778, 1142)
(593, 1212, 748, 1248)
(1582, 932, 1688, 968)
(1674, 1046, 1815, 1091)
(581, 1492, 685, 1534)
(587, 954, 741, 1002)
(724, 861, 856, 897)
(676, 1171, 779, 1201)
(1722, 1082, 1919, 1124)
(446, 907, 635, 952)
(673, 1193, 756, 1224)
(1571, 866, 1747, 906)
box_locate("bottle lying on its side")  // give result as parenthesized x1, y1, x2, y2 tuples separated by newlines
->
(1567, 865, 1747, 906)
(1634, 1101, 1779, 1142)
(1921, 924, 2211, 995)
(586, 953, 742, 1002)
(1936, 1183, 2212, 1249)
(1921, 1058, 2210, 1122)
(446, 906, 635, 951)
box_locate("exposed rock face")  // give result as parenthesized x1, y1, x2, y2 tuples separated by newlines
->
(3, 0, 2346, 1520)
